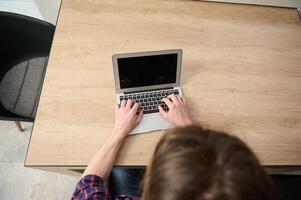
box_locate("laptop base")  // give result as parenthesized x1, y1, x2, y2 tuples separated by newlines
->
(130, 112, 174, 134)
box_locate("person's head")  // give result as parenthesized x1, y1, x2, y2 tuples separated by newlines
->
(142, 125, 277, 200)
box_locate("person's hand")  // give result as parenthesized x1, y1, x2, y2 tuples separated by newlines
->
(158, 94, 192, 127)
(112, 99, 143, 140)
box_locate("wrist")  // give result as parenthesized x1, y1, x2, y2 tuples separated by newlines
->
(112, 128, 128, 142)
(108, 134, 125, 148)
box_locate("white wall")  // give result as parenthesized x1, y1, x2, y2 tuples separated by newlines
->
(34, 0, 61, 25)
(0, 0, 61, 25)
(0, 0, 43, 21)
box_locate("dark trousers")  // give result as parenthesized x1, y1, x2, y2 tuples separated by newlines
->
(109, 168, 145, 199)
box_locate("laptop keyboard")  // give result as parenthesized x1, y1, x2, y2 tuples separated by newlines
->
(119, 89, 179, 114)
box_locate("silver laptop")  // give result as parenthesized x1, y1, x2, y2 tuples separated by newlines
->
(112, 49, 183, 134)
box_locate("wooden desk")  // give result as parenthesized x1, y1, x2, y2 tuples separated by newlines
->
(25, 0, 301, 172)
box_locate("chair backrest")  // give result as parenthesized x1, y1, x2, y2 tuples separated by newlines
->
(0, 11, 55, 80)
(0, 12, 55, 122)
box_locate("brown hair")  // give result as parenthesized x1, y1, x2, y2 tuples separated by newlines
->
(142, 125, 278, 200)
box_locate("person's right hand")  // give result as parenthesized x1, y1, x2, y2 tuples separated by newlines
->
(158, 94, 192, 127)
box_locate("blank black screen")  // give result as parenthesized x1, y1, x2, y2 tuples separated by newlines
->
(118, 54, 177, 89)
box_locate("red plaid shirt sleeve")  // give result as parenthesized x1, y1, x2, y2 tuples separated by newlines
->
(71, 175, 110, 200)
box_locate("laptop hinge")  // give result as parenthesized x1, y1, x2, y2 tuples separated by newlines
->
(124, 87, 174, 94)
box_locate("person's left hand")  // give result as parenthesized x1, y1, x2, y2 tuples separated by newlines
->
(112, 99, 143, 140)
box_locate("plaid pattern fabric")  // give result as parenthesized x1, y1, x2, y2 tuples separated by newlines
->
(71, 175, 140, 200)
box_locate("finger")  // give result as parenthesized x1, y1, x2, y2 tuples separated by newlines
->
(158, 105, 167, 118)
(126, 99, 133, 109)
(121, 100, 126, 108)
(168, 94, 179, 105)
(131, 102, 140, 113)
(176, 95, 184, 104)
(182, 97, 186, 105)
(162, 97, 173, 108)
(135, 109, 143, 125)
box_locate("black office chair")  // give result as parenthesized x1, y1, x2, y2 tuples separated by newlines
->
(0, 11, 55, 131)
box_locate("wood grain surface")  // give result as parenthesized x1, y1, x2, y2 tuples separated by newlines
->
(26, 0, 301, 167)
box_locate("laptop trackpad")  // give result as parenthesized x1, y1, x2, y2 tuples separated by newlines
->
(130, 113, 174, 135)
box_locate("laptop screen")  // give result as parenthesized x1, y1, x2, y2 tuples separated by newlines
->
(117, 54, 178, 89)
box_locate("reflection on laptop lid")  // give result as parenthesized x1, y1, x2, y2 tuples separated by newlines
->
(118, 54, 177, 89)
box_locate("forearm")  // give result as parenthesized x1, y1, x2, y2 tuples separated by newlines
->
(82, 131, 125, 179)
